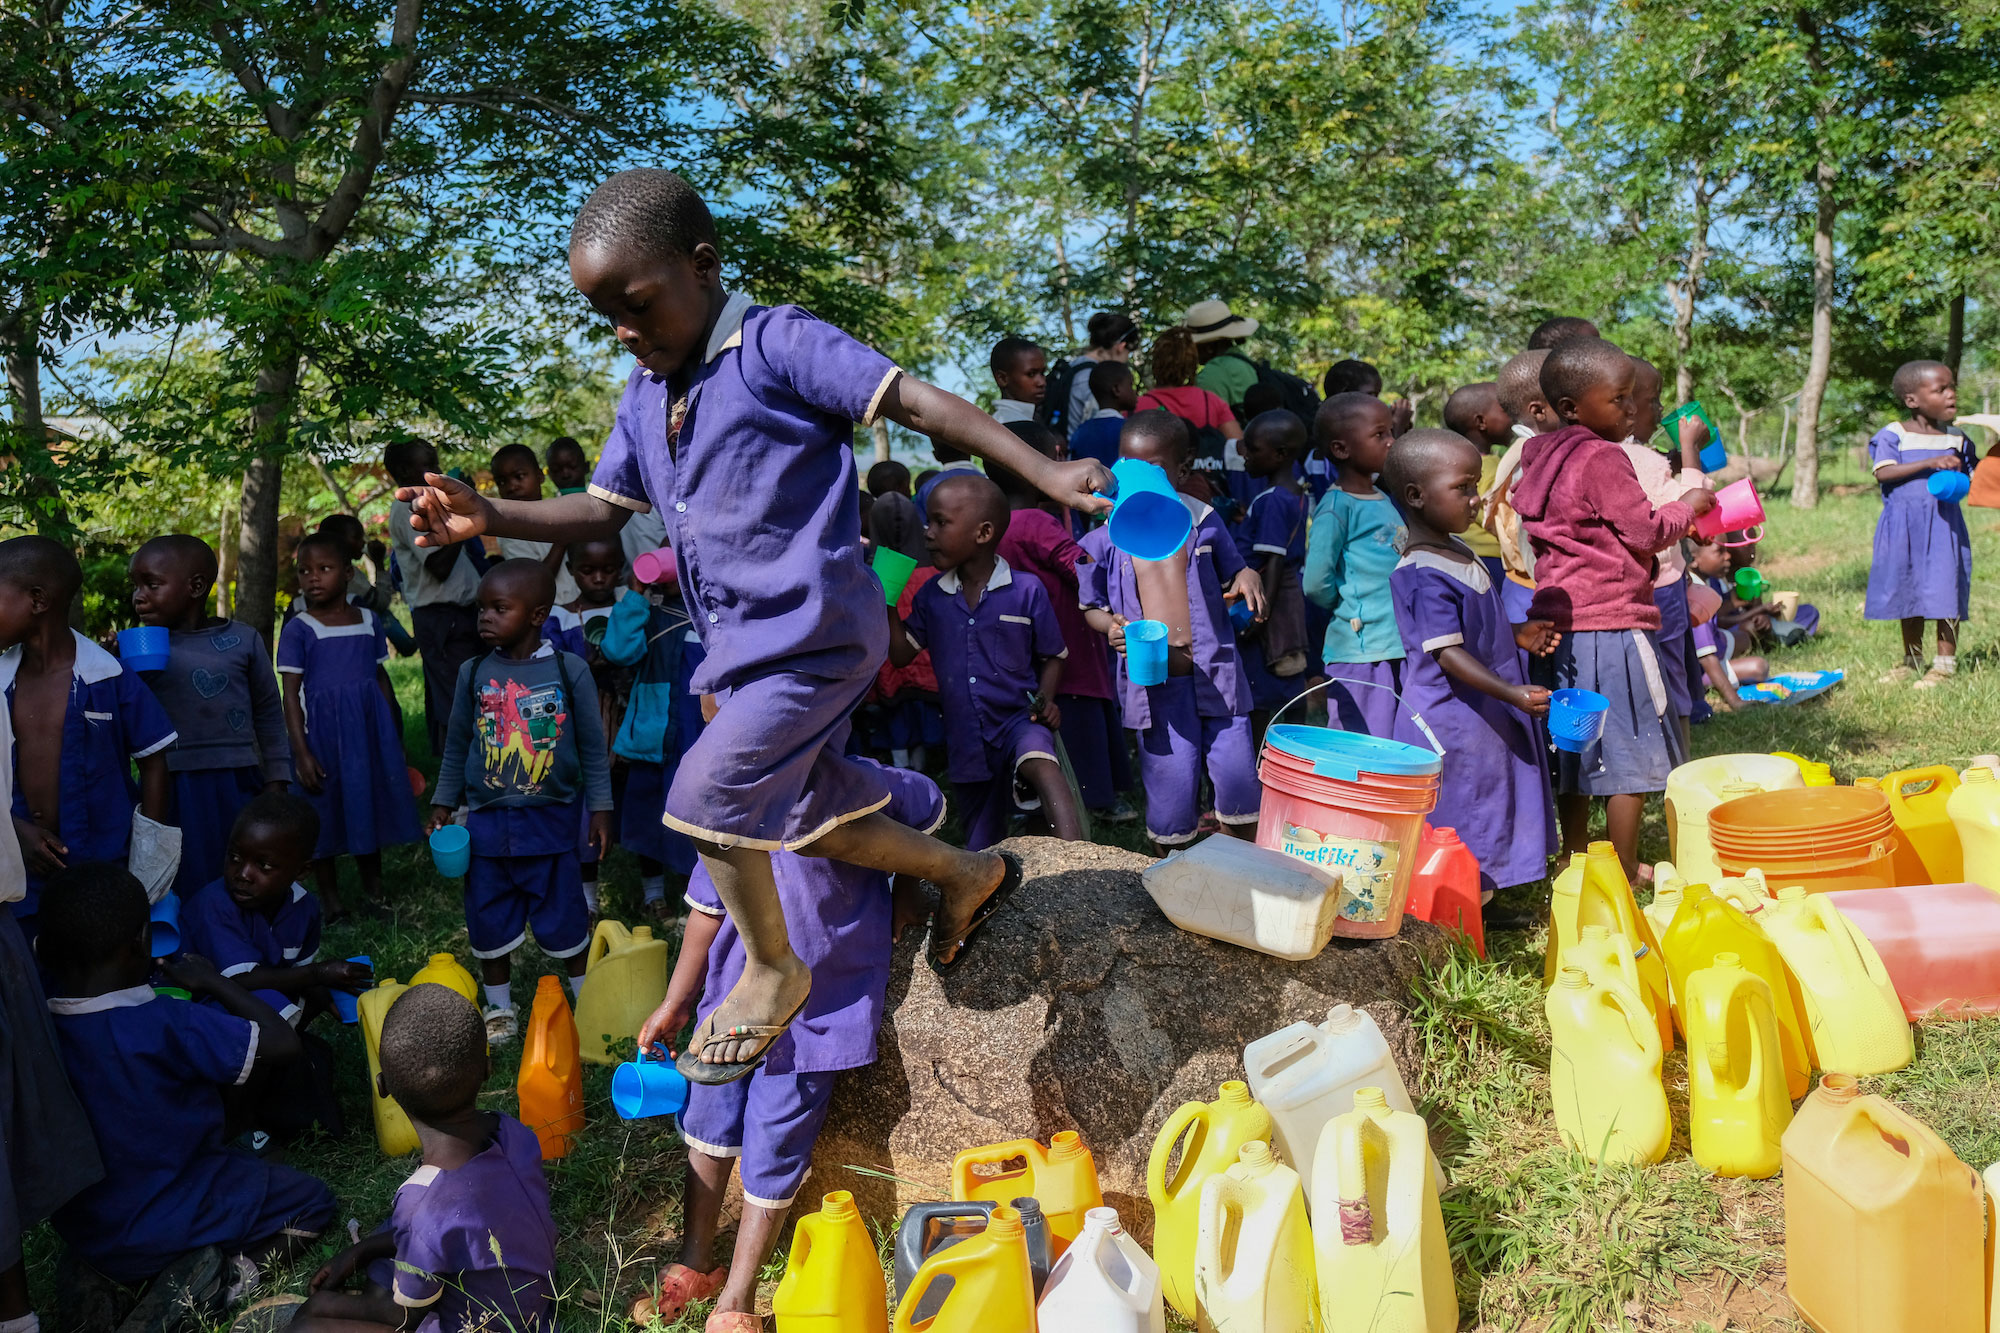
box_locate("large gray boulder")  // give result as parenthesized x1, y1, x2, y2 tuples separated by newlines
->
(808, 837, 1449, 1241)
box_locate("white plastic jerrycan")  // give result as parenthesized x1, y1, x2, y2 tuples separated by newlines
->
(1193, 1143, 1316, 1333)
(1037, 1206, 1165, 1333)
(1311, 1088, 1456, 1333)
(1142, 836, 1344, 961)
(1244, 1004, 1440, 1194)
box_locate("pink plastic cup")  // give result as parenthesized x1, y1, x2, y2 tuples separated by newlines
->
(632, 547, 677, 586)
(1694, 477, 1766, 543)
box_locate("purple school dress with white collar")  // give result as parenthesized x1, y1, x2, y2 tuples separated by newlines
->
(902, 557, 1066, 849)
(182, 878, 321, 1024)
(277, 610, 421, 860)
(588, 294, 904, 852)
(1080, 498, 1259, 846)
(1389, 545, 1555, 894)
(1233, 483, 1310, 710)
(678, 763, 940, 1207)
(364, 1114, 557, 1333)
(1865, 422, 1974, 622)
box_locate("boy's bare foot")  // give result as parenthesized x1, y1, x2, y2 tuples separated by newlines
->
(682, 954, 812, 1072)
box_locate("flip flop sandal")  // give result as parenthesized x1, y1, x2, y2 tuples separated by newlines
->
(675, 987, 812, 1086)
(706, 1312, 764, 1333)
(627, 1263, 729, 1325)
(928, 850, 1024, 975)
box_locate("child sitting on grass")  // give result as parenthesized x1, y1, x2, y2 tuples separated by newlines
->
(42, 862, 335, 1303)
(265, 982, 557, 1333)
(1304, 392, 1406, 738)
(889, 473, 1085, 848)
(631, 763, 938, 1333)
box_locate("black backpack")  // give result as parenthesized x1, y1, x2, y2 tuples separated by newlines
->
(1221, 349, 1320, 421)
(1038, 357, 1090, 438)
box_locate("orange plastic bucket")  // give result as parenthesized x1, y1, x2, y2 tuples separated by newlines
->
(1714, 838, 1899, 895)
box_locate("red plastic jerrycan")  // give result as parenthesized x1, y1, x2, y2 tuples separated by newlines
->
(1408, 825, 1484, 957)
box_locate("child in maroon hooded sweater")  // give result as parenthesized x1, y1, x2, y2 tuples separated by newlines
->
(1512, 339, 1716, 881)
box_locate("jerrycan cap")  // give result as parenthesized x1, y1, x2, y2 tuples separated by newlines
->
(1712, 951, 1744, 970)
(820, 1190, 858, 1220)
(1218, 1080, 1253, 1106)
(1237, 1141, 1276, 1172)
(1049, 1131, 1089, 1161)
(633, 925, 654, 941)
(985, 1205, 1024, 1239)
(427, 952, 458, 966)
(1580, 924, 1611, 941)
(1969, 766, 1998, 785)
(1324, 1003, 1362, 1033)
(1081, 1206, 1123, 1234)
(1354, 1087, 1390, 1115)
(1585, 839, 1617, 858)
(1777, 886, 1808, 903)
(1009, 1196, 1044, 1222)
(1557, 967, 1590, 990)
(1818, 1073, 1859, 1103)
(1423, 825, 1462, 846)
(1855, 776, 1882, 790)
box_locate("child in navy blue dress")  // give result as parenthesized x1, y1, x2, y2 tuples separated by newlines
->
(279, 533, 421, 918)
(129, 534, 293, 900)
(888, 473, 1083, 849)
(398, 168, 1110, 1081)
(1866, 359, 1975, 689)
(40, 862, 335, 1293)
(278, 983, 556, 1333)
(1233, 411, 1312, 733)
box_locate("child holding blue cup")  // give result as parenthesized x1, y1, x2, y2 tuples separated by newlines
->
(1865, 359, 1975, 690)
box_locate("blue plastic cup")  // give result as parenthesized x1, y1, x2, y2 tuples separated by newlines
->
(428, 824, 471, 877)
(1101, 458, 1192, 560)
(1548, 688, 1611, 753)
(1228, 598, 1255, 630)
(117, 626, 170, 672)
(1125, 619, 1170, 687)
(332, 955, 370, 1025)
(1699, 440, 1729, 472)
(1929, 469, 1972, 502)
(148, 893, 180, 958)
(612, 1051, 689, 1120)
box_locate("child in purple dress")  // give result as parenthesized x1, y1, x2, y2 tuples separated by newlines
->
(630, 762, 937, 1331)
(279, 533, 421, 918)
(1866, 358, 1975, 689)
(128, 535, 292, 900)
(1305, 393, 1407, 737)
(1233, 411, 1312, 733)
(1081, 413, 1266, 854)
(397, 169, 1110, 1082)
(1382, 431, 1558, 901)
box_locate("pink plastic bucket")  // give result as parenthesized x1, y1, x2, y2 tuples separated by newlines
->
(1694, 477, 1766, 543)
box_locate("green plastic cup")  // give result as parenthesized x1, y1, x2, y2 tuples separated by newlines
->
(873, 547, 919, 606)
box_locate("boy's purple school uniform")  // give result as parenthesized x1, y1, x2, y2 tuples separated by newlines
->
(1865, 422, 1975, 622)
(679, 762, 940, 1207)
(588, 294, 903, 852)
(1389, 546, 1554, 894)
(182, 878, 321, 1024)
(48, 987, 335, 1282)
(364, 1114, 557, 1333)
(277, 610, 421, 861)
(0, 632, 177, 918)
(1080, 499, 1259, 846)
(1233, 484, 1309, 711)
(901, 558, 1066, 849)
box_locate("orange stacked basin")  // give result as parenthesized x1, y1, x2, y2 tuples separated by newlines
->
(1708, 789, 1901, 894)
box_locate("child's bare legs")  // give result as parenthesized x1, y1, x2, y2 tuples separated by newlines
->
(312, 857, 345, 917)
(1556, 793, 1592, 862)
(1939, 618, 1959, 657)
(1731, 654, 1769, 684)
(1900, 616, 1928, 663)
(1603, 794, 1645, 881)
(1018, 757, 1085, 841)
(355, 851, 383, 906)
(676, 1148, 790, 1318)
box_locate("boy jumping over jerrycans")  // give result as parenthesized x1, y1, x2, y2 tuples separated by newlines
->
(398, 169, 1113, 1084)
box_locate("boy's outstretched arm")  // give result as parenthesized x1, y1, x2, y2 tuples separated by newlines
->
(882, 376, 1112, 514)
(636, 908, 722, 1059)
(397, 477, 632, 548)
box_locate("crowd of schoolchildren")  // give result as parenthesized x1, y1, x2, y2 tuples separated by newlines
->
(0, 165, 1980, 1333)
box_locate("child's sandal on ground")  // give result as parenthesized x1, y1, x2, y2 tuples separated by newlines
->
(675, 986, 812, 1087)
(928, 850, 1024, 975)
(1914, 667, 1957, 690)
(627, 1262, 729, 1325)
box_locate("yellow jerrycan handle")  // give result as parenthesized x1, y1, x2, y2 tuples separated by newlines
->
(1835, 1100, 1931, 1195)
(1715, 982, 1768, 1100)
(1808, 897, 1893, 988)
(1195, 1176, 1241, 1288)
(1332, 1107, 1384, 1246)
(586, 919, 629, 971)
(893, 1234, 988, 1332)
(1147, 1101, 1209, 1207)
(950, 1140, 1036, 1199)
(1595, 976, 1663, 1066)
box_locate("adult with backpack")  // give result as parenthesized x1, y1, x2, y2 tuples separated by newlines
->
(1040, 311, 1140, 438)
(1185, 298, 1321, 421)
(1136, 326, 1241, 503)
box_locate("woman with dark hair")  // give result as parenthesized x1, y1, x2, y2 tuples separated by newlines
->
(1058, 311, 1141, 430)
(1137, 328, 1242, 443)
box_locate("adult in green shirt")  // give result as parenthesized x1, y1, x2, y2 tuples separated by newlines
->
(1185, 298, 1262, 410)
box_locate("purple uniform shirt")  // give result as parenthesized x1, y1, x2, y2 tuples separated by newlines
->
(1080, 497, 1251, 727)
(901, 559, 1067, 785)
(686, 763, 941, 1074)
(588, 295, 902, 695)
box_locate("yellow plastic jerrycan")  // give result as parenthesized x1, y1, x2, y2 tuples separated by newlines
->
(773, 1190, 888, 1333)
(1948, 766, 2000, 895)
(1662, 885, 1810, 1096)
(1311, 1088, 1454, 1333)
(517, 975, 583, 1160)
(358, 980, 419, 1155)
(1684, 953, 1793, 1178)
(1147, 1081, 1272, 1320)
(574, 920, 670, 1065)
(1571, 922, 1672, 1055)
(1774, 751, 1836, 787)
(1193, 1142, 1315, 1333)
(1883, 765, 1964, 884)
(1544, 966, 1669, 1165)
(1761, 888, 1912, 1076)
(1547, 843, 1673, 1040)
(1784, 1073, 1984, 1333)
(952, 1131, 1103, 1258)
(1643, 871, 1684, 942)
(894, 1202, 1036, 1332)
(409, 951, 479, 1005)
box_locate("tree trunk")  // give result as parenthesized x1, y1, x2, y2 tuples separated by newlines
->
(1, 304, 72, 535)
(1947, 289, 1965, 375)
(1671, 167, 1712, 405)
(234, 347, 301, 642)
(216, 501, 237, 619)
(1791, 158, 1836, 510)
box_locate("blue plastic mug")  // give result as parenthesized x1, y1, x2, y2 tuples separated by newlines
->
(428, 824, 471, 877)
(117, 626, 170, 672)
(1125, 619, 1170, 686)
(612, 1050, 689, 1120)
(1548, 688, 1611, 753)
(1100, 458, 1192, 561)
(332, 955, 370, 1025)
(1699, 440, 1729, 472)
(148, 893, 180, 958)
(1930, 469, 1972, 503)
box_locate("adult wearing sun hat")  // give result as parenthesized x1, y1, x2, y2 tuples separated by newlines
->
(1185, 299, 1262, 410)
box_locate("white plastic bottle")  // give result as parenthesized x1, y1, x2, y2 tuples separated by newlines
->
(1141, 837, 1344, 961)
(1243, 1004, 1440, 1194)
(1036, 1206, 1165, 1333)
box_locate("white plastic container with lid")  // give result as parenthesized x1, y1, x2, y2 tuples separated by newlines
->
(1243, 1004, 1441, 1195)
(1141, 836, 1343, 961)
(1036, 1207, 1165, 1333)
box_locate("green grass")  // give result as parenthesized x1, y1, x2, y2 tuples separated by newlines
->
(42, 488, 2000, 1331)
